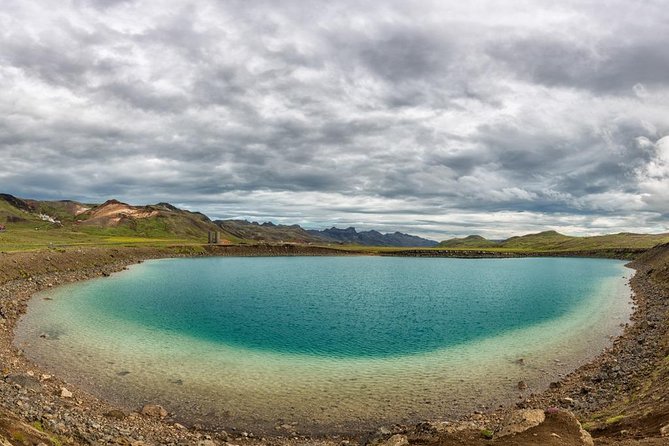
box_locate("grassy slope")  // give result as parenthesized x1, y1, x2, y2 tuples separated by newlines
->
(438, 230, 669, 252)
(76, 214, 238, 241)
(0, 199, 36, 222)
(439, 235, 500, 248)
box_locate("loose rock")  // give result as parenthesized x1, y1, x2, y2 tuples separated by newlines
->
(661, 423, 669, 437)
(382, 434, 409, 446)
(104, 409, 127, 420)
(60, 387, 73, 398)
(141, 404, 168, 418)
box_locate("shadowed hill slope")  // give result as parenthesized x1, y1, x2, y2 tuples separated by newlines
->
(215, 220, 322, 244)
(0, 194, 39, 223)
(308, 226, 438, 247)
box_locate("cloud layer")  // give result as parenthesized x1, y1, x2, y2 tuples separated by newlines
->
(1, 0, 668, 239)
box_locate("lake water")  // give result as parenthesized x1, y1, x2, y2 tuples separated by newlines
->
(14, 256, 632, 434)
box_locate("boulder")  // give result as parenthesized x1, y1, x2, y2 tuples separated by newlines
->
(5, 373, 42, 392)
(571, 414, 594, 446)
(497, 409, 545, 437)
(661, 424, 669, 437)
(141, 404, 168, 418)
(382, 434, 409, 446)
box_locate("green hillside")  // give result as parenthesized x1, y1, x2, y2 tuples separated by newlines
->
(439, 230, 669, 251)
(439, 235, 500, 248)
(0, 194, 41, 224)
(24, 199, 92, 223)
(501, 230, 576, 250)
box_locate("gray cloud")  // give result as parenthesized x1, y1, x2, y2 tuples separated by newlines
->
(1, 0, 669, 239)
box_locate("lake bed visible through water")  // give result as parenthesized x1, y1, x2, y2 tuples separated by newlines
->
(14, 256, 632, 434)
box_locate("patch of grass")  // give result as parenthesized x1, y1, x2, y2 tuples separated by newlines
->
(31, 420, 44, 432)
(10, 430, 26, 442)
(581, 422, 595, 431)
(480, 428, 494, 439)
(0, 225, 206, 252)
(605, 415, 625, 424)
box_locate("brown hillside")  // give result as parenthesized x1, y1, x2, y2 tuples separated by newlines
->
(78, 199, 159, 227)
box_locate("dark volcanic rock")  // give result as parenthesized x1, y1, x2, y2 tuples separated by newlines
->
(5, 373, 41, 392)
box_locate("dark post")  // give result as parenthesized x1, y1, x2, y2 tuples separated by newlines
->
(208, 231, 220, 244)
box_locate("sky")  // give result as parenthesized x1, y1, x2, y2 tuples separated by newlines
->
(1, 0, 669, 240)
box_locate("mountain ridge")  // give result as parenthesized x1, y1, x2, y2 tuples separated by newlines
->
(307, 226, 438, 247)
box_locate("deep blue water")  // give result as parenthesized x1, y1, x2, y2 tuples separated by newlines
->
(67, 256, 626, 358)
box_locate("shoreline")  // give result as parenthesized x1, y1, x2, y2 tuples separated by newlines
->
(0, 245, 668, 445)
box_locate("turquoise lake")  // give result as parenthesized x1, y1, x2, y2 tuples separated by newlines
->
(15, 256, 632, 433)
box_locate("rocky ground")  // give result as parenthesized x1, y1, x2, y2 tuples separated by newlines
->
(0, 244, 668, 445)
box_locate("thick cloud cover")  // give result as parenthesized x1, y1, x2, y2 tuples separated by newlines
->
(1, 0, 668, 238)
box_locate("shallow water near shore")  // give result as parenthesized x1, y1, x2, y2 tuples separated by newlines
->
(15, 256, 632, 434)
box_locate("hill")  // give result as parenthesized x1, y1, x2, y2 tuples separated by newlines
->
(74, 200, 234, 240)
(215, 220, 321, 244)
(0, 194, 36, 223)
(439, 234, 500, 248)
(309, 227, 438, 247)
(24, 199, 91, 223)
(439, 230, 669, 251)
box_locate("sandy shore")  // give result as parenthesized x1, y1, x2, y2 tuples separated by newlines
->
(1, 245, 668, 445)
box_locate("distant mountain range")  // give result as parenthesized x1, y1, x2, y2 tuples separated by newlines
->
(307, 226, 438, 247)
(215, 219, 438, 247)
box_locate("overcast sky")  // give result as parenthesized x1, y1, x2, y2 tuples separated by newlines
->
(1, 0, 669, 240)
